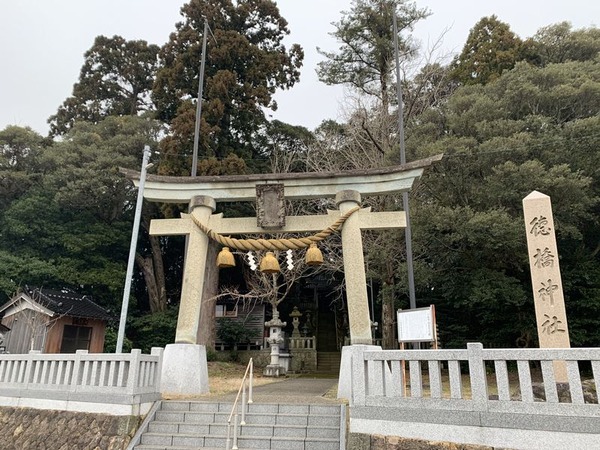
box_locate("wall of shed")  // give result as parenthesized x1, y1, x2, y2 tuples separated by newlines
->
(215, 303, 265, 350)
(44, 316, 106, 353)
(1, 309, 47, 354)
(1, 313, 106, 354)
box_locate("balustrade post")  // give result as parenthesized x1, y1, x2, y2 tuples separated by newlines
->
(127, 349, 142, 394)
(241, 384, 247, 425)
(248, 359, 253, 404)
(351, 348, 367, 406)
(23, 351, 39, 388)
(232, 413, 239, 450)
(467, 343, 488, 410)
(151, 347, 164, 391)
(72, 350, 88, 391)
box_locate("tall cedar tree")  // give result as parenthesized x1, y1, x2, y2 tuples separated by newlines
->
(48, 36, 160, 136)
(153, 0, 304, 176)
(317, 0, 430, 116)
(451, 16, 524, 85)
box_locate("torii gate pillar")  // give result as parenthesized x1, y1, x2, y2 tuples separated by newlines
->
(176, 196, 215, 344)
(160, 196, 214, 397)
(337, 190, 372, 344)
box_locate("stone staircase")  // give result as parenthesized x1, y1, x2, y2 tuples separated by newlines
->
(317, 352, 342, 374)
(131, 400, 345, 450)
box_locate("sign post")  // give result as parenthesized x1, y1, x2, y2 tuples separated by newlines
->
(397, 305, 438, 347)
(397, 305, 438, 395)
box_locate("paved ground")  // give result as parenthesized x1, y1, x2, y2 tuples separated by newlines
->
(209, 377, 343, 404)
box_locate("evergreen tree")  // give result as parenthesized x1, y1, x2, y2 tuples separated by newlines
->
(48, 35, 160, 136)
(317, 0, 430, 115)
(153, 0, 304, 176)
(0, 117, 163, 313)
(409, 57, 600, 347)
(525, 21, 600, 67)
(451, 15, 524, 85)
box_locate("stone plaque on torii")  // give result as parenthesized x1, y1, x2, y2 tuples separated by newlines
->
(123, 154, 442, 395)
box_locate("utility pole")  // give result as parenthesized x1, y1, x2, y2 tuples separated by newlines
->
(393, 13, 417, 311)
(191, 20, 208, 177)
(191, 20, 216, 177)
(116, 145, 152, 353)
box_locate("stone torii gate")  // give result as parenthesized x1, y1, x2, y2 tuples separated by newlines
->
(124, 154, 441, 395)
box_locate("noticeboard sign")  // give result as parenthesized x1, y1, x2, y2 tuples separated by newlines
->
(397, 306, 435, 343)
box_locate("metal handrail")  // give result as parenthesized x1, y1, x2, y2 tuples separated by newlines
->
(225, 358, 254, 450)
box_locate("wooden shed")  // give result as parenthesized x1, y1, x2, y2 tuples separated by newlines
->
(0, 286, 113, 354)
(215, 299, 266, 351)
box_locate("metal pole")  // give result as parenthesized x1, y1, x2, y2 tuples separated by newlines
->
(116, 145, 151, 353)
(248, 358, 254, 403)
(191, 20, 208, 177)
(393, 13, 417, 310)
(241, 385, 247, 425)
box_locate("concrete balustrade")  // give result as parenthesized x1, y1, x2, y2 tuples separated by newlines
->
(351, 343, 600, 407)
(348, 343, 600, 449)
(0, 348, 163, 415)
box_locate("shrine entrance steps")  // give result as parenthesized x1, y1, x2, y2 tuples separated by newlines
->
(316, 352, 342, 375)
(131, 400, 345, 450)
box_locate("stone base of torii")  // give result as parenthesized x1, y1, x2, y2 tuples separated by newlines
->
(123, 155, 442, 397)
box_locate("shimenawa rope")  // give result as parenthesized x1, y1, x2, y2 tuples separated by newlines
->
(190, 206, 360, 252)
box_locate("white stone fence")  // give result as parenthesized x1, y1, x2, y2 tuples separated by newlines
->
(288, 336, 316, 350)
(349, 343, 600, 449)
(0, 348, 163, 415)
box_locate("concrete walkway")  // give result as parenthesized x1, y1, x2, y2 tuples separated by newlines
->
(210, 377, 343, 404)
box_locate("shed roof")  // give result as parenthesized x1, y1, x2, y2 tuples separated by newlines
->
(5, 286, 113, 321)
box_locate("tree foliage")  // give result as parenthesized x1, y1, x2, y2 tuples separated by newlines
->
(313, 13, 600, 349)
(261, 120, 313, 173)
(153, 0, 304, 176)
(216, 317, 254, 351)
(0, 126, 46, 213)
(48, 35, 160, 136)
(527, 22, 600, 67)
(408, 53, 600, 347)
(317, 0, 430, 113)
(0, 117, 162, 312)
(127, 307, 178, 353)
(451, 15, 524, 85)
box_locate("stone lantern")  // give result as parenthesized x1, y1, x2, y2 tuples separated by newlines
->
(290, 306, 302, 338)
(264, 309, 287, 377)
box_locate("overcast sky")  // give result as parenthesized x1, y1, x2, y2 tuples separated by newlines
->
(0, 1, 598, 135)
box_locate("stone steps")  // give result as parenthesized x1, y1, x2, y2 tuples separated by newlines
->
(132, 400, 344, 450)
(317, 352, 342, 373)
(147, 421, 340, 438)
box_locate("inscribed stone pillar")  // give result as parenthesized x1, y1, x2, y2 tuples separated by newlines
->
(336, 190, 372, 345)
(523, 191, 570, 381)
(176, 195, 215, 344)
